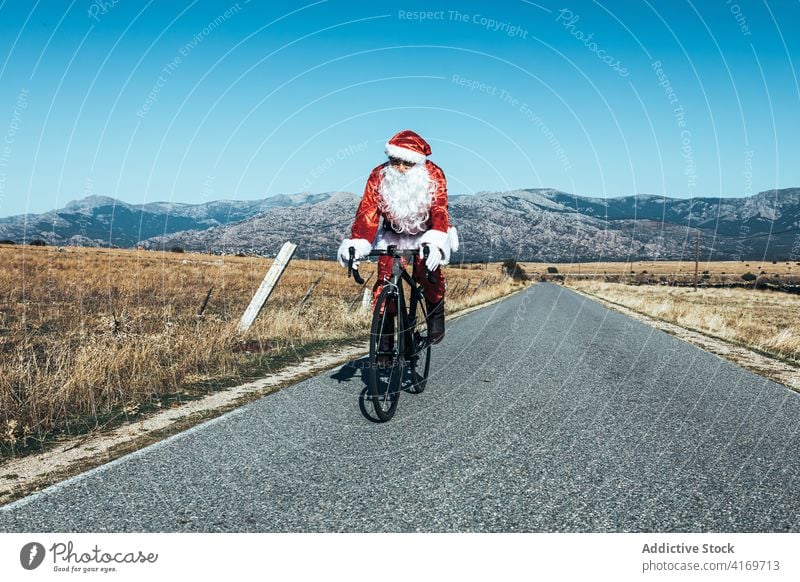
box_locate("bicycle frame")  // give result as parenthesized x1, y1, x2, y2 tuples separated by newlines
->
(347, 243, 434, 420)
(382, 252, 424, 364)
(348, 243, 433, 363)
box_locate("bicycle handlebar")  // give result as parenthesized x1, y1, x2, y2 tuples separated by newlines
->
(422, 245, 438, 285)
(347, 244, 437, 285)
(347, 247, 365, 284)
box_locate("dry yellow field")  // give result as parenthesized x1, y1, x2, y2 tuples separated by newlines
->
(564, 279, 800, 365)
(0, 244, 520, 454)
(522, 260, 799, 277)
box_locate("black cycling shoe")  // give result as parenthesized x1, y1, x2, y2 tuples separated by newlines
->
(426, 299, 445, 344)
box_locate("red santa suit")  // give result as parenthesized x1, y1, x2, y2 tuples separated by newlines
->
(337, 130, 459, 307)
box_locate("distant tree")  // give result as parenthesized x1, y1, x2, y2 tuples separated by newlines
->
(29, 239, 46, 246)
(0, 239, 15, 245)
(169, 246, 184, 253)
(546, 266, 559, 274)
(501, 259, 528, 281)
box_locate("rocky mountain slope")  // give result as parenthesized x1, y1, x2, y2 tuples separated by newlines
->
(2, 188, 797, 261)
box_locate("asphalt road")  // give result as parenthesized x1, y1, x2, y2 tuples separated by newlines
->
(2, 282, 799, 532)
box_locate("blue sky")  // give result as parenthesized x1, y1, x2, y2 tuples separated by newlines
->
(0, 0, 798, 217)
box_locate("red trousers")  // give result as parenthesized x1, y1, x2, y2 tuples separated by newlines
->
(372, 255, 446, 310)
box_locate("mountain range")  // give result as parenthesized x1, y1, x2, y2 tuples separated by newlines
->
(1, 188, 798, 262)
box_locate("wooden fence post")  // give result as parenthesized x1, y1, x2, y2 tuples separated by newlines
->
(295, 275, 323, 313)
(472, 277, 487, 296)
(237, 242, 297, 333)
(197, 286, 213, 317)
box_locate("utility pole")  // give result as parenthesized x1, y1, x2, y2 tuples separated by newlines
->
(694, 230, 700, 291)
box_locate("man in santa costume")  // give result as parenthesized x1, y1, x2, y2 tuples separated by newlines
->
(337, 129, 459, 344)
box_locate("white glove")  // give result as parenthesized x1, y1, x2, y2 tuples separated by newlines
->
(337, 238, 372, 267)
(423, 244, 444, 272)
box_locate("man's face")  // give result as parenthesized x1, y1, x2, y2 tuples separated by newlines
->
(388, 157, 415, 174)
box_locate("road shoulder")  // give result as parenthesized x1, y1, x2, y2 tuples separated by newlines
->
(568, 285, 799, 393)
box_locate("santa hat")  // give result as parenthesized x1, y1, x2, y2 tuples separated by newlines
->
(384, 130, 431, 164)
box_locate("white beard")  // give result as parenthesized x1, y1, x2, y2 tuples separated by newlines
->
(378, 163, 436, 235)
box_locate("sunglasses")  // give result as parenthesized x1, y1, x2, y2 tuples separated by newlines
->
(389, 158, 415, 168)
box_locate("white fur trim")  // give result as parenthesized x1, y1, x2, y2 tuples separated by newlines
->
(419, 229, 451, 264)
(448, 226, 459, 253)
(384, 142, 426, 164)
(337, 238, 372, 266)
(419, 229, 448, 249)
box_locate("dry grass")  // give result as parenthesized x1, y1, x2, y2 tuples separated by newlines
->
(521, 260, 799, 277)
(564, 279, 800, 364)
(0, 245, 519, 453)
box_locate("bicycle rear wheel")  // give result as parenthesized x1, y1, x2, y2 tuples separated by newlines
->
(407, 291, 431, 394)
(369, 288, 401, 421)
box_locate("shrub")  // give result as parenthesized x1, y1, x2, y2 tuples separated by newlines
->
(29, 239, 46, 246)
(546, 266, 559, 274)
(741, 272, 757, 282)
(169, 246, 184, 253)
(0, 239, 15, 245)
(501, 259, 528, 281)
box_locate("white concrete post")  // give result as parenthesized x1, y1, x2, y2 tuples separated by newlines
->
(237, 241, 297, 333)
(359, 287, 371, 314)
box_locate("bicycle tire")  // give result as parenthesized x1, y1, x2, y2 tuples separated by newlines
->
(369, 288, 401, 421)
(407, 290, 431, 394)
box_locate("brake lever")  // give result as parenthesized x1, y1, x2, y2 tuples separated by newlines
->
(348, 247, 365, 285)
(422, 245, 438, 284)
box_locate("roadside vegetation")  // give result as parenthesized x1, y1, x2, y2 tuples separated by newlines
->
(563, 278, 800, 365)
(0, 245, 524, 455)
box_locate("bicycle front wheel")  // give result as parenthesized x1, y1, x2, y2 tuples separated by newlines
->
(407, 290, 431, 394)
(369, 288, 401, 421)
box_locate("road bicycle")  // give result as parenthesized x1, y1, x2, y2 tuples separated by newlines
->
(348, 244, 435, 421)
